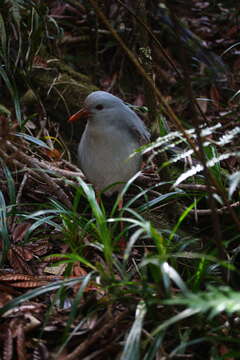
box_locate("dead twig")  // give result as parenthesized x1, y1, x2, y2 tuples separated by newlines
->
(65, 310, 129, 360)
(189, 201, 240, 216)
(7, 142, 72, 208)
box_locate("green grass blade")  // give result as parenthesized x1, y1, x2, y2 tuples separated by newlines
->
(0, 159, 16, 204)
(0, 66, 22, 124)
(77, 177, 113, 266)
(120, 301, 147, 360)
(169, 199, 199, 242)
(143, 332, 165, 360)
(0, 13, 7, 63)
(0, 191, 10, 264)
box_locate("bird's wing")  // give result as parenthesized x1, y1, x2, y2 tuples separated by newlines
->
(131, 125, 150, 145)
(121, 107, 150, 145)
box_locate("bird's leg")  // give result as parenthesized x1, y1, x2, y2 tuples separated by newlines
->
(96, 190, 101, 204)
(118, 196, 123, 212)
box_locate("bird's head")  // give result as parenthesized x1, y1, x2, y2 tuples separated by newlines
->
(68, 91, 124, 124)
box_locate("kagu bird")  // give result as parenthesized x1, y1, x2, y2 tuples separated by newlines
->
(68, 91, 150, 196)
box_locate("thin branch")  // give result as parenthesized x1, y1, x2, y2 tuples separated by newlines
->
(5, 142, 72, 208)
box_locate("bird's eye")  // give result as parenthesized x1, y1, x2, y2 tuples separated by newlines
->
(95, 104, 103, 110)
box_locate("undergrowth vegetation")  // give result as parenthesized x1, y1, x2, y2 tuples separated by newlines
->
(0, 1, 240, 359)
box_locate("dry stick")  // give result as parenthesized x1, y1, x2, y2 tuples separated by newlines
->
(133, 0, 157, 124)
(6, 159, 60, 204)
(36, 162, 86, 191)
(0, 149, 38, 179)
(132, 0, 180, 220)
(5, 142, 72, 208)
(0, 147, 83, 201)
(65, 310, 129, 360)
(117, 0, 211, 127)
(87, 0, 217, 169)
(167, 6, 225, 262)
(0, 151, 53, 208)
(60, 159, 84, 172)
(117, 0, 182, 78)
(87, 0, 195, 148)
(188, 201, 240, 216)
(39, 161, 84, 179)
(88, 0, 240, 232)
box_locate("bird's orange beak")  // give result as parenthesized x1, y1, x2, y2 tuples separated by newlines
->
(68, 108, 90, 123)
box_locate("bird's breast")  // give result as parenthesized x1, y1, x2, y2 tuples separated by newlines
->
(78, 123, 141, 194)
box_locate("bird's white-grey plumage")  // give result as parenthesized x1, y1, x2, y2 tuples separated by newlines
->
(78, 91, 150, 195)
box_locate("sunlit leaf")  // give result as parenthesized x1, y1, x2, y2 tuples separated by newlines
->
(15, 133, 51, 149)
(228, 171, 240, 199)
